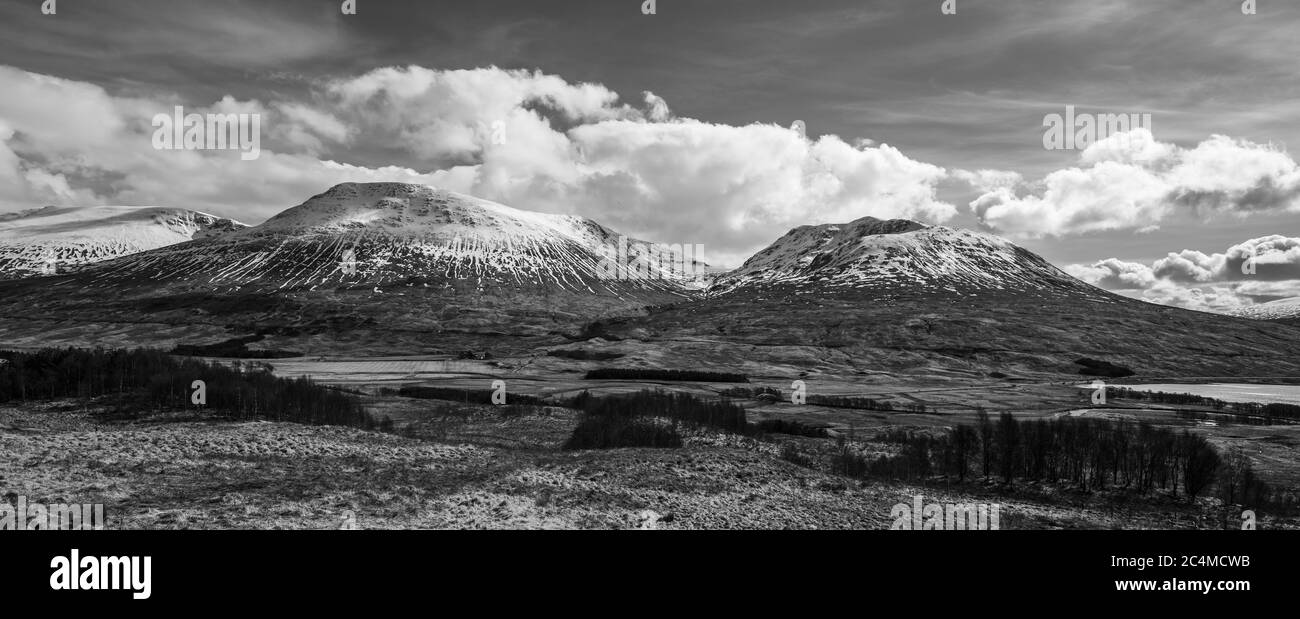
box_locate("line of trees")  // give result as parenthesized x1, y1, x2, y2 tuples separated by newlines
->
(583, 368, 749, 383)
(858, 411, 1223, 499)
(829, 413, 1293, 516)
(0, 347, 369, 428)
(397, 385, 548, 406)
(1232, 402, 1300, 422)
(1109, 386, 1300, 422)
(170, 335, 301, 359)
(806, 394, 895, 411)
(718, 386, 783, 399)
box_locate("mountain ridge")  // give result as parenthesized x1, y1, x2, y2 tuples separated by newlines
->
(0, 205, 247, 279)
(1, 183, 1296, 377)
(0, 183, 705, 351)
(1232, 296, 1300, 325)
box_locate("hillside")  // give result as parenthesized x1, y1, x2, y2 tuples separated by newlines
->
(589, 217, 1300, 379)
(0, 205, 246, 279)
(0, 183, 704, 354)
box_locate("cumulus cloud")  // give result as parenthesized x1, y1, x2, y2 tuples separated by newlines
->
(1152, 236, 1300, 283)
(1068, 235, 1300, 313)
(314, 66, 954, 264)
(0, 64, 955, 265)
(963, 128, 1300, 237)
(272, 102, 350, 155)
(1063, 258, 1157, 290)
(1141, 282, 1254, 314)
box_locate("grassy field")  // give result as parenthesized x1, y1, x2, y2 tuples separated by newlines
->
(3, 354, 1297, 529)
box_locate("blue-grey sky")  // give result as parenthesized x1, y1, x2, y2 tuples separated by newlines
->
(0, 0, 1297, 312)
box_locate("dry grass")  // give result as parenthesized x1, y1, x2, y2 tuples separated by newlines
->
(3, 394, 1292, 529)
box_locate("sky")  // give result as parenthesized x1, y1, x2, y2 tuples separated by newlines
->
(0, 0, 1298, 312)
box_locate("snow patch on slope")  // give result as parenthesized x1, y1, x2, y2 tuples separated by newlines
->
(1232, 296, 1300, 321)
(0, 205, 246, 279)
(60, 183, 709, 298)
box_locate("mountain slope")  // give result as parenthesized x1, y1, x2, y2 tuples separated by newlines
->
(1233, 297, 1300, 323)
(0, 183, 703, 353)
(597, 216, 1300, 379)
(0, 205, 246, 279)
(45, 182, 705, 295)
(710, 217, 1096, 296)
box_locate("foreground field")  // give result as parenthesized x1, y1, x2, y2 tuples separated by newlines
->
(2, 394, 1291, 530)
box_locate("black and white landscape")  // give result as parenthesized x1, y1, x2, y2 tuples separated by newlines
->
(1, 0, 1298, 530)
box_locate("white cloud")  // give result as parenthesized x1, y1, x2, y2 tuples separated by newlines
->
(953, 168, 1021, 191)
(1064, 258, 1156, 290)
(273, 102, 350, 154)
(963, 129, 1300, 237)
(1140, 281, 1253, 314)
(1152, 236, 1300, 283)
(1068, 235, 1300, 313)
(0, 64, 956, 266)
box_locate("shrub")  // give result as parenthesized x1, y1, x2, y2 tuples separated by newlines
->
(0, 347, 367, 428)
(779, 443, 816, 467)
(1075, 357, 1135, 378)
(563, 416, 682, 450)
(755, 418, 829, 438)
(830, 439, 870, 477)
(561, 389, 748, 449)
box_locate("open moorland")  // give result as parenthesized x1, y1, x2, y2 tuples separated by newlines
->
(2, 347, 1296, 530)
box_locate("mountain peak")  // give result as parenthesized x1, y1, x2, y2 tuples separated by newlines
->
(712, 216, 1093, 296)
(23, 183, 707, 303)
(836, 215, 929, 235)
(254, 182, 596, 243)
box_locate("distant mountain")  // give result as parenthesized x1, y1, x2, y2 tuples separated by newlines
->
(0, 183, 704, 352)
(215, 181, 709, 293)
(597, 216, 1300, 379)
(3, 194, 1297, 375)
(710, 217, 1096, 296)
(1232, 297, 1300, 323)
(0, 205, 246, 279)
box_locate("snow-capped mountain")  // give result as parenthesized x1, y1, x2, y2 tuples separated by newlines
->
(57, 182, 707, 297)
(0, 205, 246, 279)
(600, 216, 1300, 379)
(1233, 296, 1300, 321)
(0, 184, 706, 347)
(709, 216, 1097, 296)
